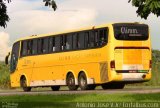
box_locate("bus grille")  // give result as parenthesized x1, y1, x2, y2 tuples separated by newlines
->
(100, 62, 108, 82)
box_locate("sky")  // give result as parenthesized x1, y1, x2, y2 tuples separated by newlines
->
(0, 0, 160, 61)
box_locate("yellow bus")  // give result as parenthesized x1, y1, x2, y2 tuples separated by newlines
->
(6, 22, 151, 91)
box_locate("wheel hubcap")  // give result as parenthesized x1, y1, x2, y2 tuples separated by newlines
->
(80, 77, 86, 87)
(69, 78, 74, 85)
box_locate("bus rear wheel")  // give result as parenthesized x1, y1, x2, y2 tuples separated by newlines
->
(51, 86, 60, 91)
(66, 73, 78, 91)
(20, 76, 31, 92)
(78, 73, 96, 90)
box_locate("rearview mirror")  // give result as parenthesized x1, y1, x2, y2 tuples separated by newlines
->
(5, 52, 10, 65)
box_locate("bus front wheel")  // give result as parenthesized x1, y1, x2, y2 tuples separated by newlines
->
(20, 76, 31, 92)
(66, 73, 78, 91)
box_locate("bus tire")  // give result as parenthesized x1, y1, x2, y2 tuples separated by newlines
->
(51, 86, 60, 91)
(78, 72, 92, 90)
(20, 76, 31, 92)
(66, 73, 78, 91)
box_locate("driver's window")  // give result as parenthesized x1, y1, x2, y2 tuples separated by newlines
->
(10, 42, 20, 73)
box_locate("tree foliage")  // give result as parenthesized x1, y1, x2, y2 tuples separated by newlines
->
(43, 0, 57, 11)
(0, 0, 11, 28)
(0, 0, 57, 28)
(129, 0, 160, 19)
(152, 49, 160, 63)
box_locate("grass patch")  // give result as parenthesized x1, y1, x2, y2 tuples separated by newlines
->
(0, 62, 10, 89)
(0, 93, 160, 108)
(0, 93, 160, 102)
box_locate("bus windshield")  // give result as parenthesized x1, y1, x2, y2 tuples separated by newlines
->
(113, 23, 149, 40)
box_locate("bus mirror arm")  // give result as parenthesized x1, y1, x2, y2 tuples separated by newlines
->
(5, 52, 10, 65)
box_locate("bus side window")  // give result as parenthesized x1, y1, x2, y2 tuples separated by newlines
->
(21, 41, 28, 56)
(94, 30, 99, 47)
(27, 40, 32, 55)
(66, 34, 72, 50)
(89, 31, 95, 48)
(99, 28, 108, 46)
(84, 32, 89, 48)
(55, 36, 61, 52)
(38, 39, 42, 54)
(42, 38, 49, 54)
(105, 28, 109, 43)
(73, 33, 78, 50)
(78, 32, 85, 49)
(32, 39, 38, 55)
(49, 37, 55, 52)
(62, 35, 66, 50)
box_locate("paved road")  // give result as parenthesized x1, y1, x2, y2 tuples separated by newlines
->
(0, 88, 160, 96)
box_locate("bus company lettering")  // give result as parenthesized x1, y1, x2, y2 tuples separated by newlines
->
(121, 27, 138, 34)
(85, 53, 101, 58)
(59, 53, 101, 61)
(24, 59, 31, 65)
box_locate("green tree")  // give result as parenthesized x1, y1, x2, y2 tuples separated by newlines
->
(43, 0, 57, 11)
(0, 0, 57, 28)
(129, 0, 160, 19)
(0, 0, 10, 28)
